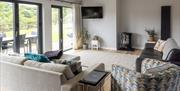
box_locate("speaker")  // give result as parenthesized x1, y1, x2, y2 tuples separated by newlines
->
(161, 6, 171, 40)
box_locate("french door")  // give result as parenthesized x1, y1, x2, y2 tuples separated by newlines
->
(52, 6, 73, 51)
(0, 1, 42, 54)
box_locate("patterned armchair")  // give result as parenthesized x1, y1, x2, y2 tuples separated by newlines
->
(112, 58, 180, 91)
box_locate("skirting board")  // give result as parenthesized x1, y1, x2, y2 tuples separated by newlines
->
(100, 45, 144, 51)
(101, 47, 117, 51)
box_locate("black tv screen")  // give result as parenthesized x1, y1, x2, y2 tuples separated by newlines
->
(82, 7, 103, 19)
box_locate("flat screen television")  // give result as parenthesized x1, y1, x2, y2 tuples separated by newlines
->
(82, 7, 103, 19)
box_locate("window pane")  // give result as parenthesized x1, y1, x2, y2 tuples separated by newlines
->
(63, 7, 73, 51)
(0, 2, 14, 53)
(52, 8, 60, 51)
(19, 4, 38, 53)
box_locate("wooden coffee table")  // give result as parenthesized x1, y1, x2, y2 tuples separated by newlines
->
(78, 70, 111, 91)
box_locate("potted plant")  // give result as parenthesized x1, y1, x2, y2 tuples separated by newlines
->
(145, 29, 157, 41)
(82, 29, 90, 49)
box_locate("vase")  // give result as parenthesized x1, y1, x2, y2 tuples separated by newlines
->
(148, 36, 155, 41)
(83, 44, 88, 49)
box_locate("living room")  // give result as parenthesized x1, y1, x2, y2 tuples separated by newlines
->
(1, 0, 180, 91)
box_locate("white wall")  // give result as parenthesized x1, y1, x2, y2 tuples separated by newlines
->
(83, 0, 117, 50)
(118, 0, 180, 49)
(19, 0, 72, 52)
(171, 0, 180, 46)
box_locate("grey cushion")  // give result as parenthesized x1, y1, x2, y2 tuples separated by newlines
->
(40, 63, 75, 80)
(0, 55, 27, 65)
(145, 63, 177, 74)
(24, 60, 42, 68)
(24, 60, 75, 80)
(162, 38, 179, 60)
(140, 49, 163, 60)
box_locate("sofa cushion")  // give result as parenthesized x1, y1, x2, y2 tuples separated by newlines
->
(40, 63, 75, 80)
(141, 58, 167, 73)
(24, 60, 42, 68)
(44, 50, 63, 60)
(24, 60, 75, 80)
(69, 61, 82, 75)
(162, 38, 179, 60)
(140, 49, 163, 60)
(24, 53, 50, 63)
(0, 55, 27, 65)
(166, 49, 180, 66)
(154, 39, 166, 52)
(144, 63, 176, 74)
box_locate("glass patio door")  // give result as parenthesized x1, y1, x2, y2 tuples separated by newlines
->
(19, 3, 40, 53)
(52, 7, 62, 51)
(52, 6, 73, 51)
(63, 7, 73, 51)
(0, 1, 42, 54)
(0, 1, 14, 53)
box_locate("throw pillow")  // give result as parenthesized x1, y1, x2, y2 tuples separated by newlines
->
(1, 54, 27, 65)
(24, 60, 75, 80)
(162, 38, 179, 60)
(154, 39, 166, 52)
(166, 49, 180, 66)
(24, 60, 42, 68)
(40, 63, 75, 80)
(24, 53, 50, 63)
(44, 50, 63, 60)
(145, 63, 177, 74)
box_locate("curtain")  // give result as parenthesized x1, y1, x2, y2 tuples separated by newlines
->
(72, 4, 83, 49)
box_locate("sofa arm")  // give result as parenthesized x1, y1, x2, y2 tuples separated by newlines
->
(145, 43, 156, 49)
(112, 64, 180, 91)
(166, 49, 180, 66)
(112, 64, 147, 91)
(136, 57, 144, 72)
(61, 63, 105, 91)
(141, 58, 168, 73)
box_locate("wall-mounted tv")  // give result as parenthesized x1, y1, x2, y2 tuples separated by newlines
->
(82, 7, 103, 19)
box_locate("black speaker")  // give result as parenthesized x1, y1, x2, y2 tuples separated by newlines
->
(161, 6, 171, 40)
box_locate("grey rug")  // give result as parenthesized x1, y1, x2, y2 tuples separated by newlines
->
(67, 50, 139, 71)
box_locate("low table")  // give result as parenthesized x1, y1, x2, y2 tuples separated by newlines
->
(78, 70, 111, 91)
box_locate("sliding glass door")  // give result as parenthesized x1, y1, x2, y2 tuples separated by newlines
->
(52, 6, 73, 51)
(0, 2, 14, 53)
(52, 7, 62, 51)
(0, 1, 42, 54)
(63, 7, 73, 51)
(19, 3, 39, 53)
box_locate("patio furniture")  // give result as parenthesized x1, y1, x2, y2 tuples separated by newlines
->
(2, 35, 37, 53)
(19, 34, 29, 53)
(1, 37, 13, 53)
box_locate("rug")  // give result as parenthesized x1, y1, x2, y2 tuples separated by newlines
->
(66, 50, 139, 71)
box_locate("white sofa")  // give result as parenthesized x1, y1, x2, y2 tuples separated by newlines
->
(0, 55, 105, 91)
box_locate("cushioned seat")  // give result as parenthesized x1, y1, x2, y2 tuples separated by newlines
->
(136, 38, 180, 72)
(140, 49, 163, 60)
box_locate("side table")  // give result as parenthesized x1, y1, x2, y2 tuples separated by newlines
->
(91, 40, 100, 50)
(78, 71, 111, 91)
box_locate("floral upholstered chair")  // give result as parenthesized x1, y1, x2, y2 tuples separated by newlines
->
(112, 58, 180, 91)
